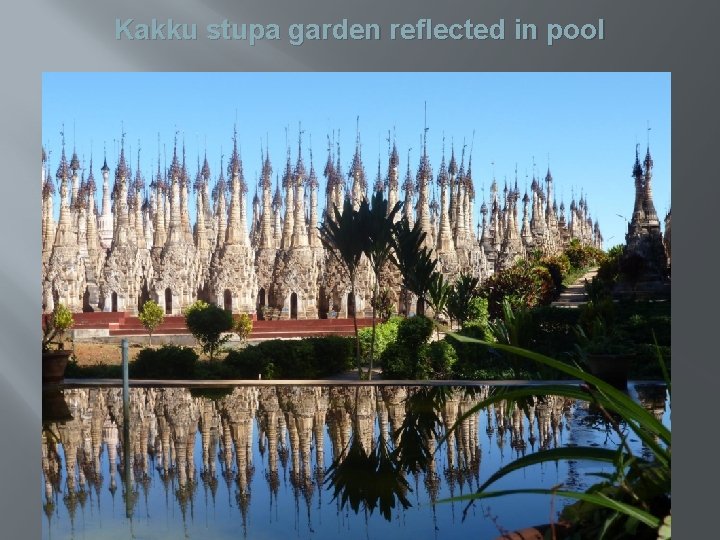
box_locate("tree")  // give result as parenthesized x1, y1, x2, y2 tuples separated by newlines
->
(233, 313, 253, 346)
(138, 300, 164, 346)
(184, 302, 234, 360)
(427, 271, 450, 339)
(360, 191, 403, 380)
(392, 218, 437, 315)
(446, 274, 481, 328)
(319, 199, 366, 377)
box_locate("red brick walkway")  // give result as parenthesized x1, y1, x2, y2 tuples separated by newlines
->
(67, 312, 373, 339)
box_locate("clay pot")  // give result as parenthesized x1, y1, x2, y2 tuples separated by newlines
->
(42, 350, 71, 384)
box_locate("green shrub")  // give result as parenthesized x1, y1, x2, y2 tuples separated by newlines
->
(64, 359, 122, 379)
(564, 239, 605, 270)
(304, 336, 354, 376)
(358, 317, 402, 362)
(427, 340, 458, 379)
(380, 316, 434, 379)
(130, 345, 199, 379)
(225, 336, 354, 379)
(185, 303, 234, 360)
(481, 260, 556, 319)
(397, 315, 434, 348)
(466, 297, 490, 329)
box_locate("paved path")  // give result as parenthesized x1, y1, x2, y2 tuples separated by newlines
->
(551, 267, 598, 308)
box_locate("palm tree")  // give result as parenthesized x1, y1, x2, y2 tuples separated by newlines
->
(392, 218, 437, 316)
(360, 191, 403, 380)
(427, 271, 450, 339)
(446, 273, 480, 328)
(318, 198, 366, 377)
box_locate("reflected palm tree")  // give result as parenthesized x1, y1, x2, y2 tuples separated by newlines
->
(325, 431, 411, 521)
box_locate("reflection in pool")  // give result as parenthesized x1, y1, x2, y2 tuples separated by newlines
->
(41, 384, 668, 539)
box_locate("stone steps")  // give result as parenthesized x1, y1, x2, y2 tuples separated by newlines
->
(550, 268, 598, 308)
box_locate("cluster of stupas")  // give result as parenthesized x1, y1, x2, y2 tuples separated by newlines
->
(41, 126, 604, 317)
(42, 385, 589, 523)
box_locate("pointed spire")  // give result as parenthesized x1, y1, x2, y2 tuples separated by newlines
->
(644, 144, 653, 172)
(308, 143, 318, 189)
(350, 117, 367, 193)
(374, 152, 384, 193)
(294, 122, 306, 180)
(633, 144, 643, 177)
(389, 137, 399, 169)
(437, 139, 448, 187)
(169, 132, 182, 179)
(202, 151, 211, 181)
(448, 140, 457, 176)
(262, 145, 272, 188)
(56, 128, 70, 180)
(228, 124, 242, 178)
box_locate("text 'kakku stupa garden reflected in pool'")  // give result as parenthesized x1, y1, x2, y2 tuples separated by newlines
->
(42, 384, 669, 539)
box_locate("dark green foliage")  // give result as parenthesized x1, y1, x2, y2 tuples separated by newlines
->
(225, 336, 354, 379)
(427, 340, 458, 379)
(466, 297, 490, 329)
(537, 254, 571, 295)
(392, 218, 437, 309)
(596, 245, 623, 285)
(185, 303, 234, 360)
(64, 359, 122, 379)
(440, 337, 671, 539)
(325, 433, 411, 522)
(426, 271, 450, 322)
(188, 387, 234, 401)
(130, 345, 199, 379)
(446, 274, 480, 327)
(360, 192, 404, 379)
(380, 315, 434, 379)
(619, 251, 648, 286)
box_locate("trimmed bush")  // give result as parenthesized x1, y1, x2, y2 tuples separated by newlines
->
(225, 336, 354, 379)
(380, 315, 434, 379)
(130, 345, 199, 379)
(185, 303, 234, 360)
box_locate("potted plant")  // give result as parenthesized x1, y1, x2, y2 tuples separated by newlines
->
(42, 304, 74, 384)
(576, 318, 633, 388)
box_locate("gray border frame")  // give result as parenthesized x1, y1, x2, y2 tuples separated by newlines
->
(2, 0, 718, 537)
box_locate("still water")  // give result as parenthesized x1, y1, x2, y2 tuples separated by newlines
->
(42, 383, 669, 539)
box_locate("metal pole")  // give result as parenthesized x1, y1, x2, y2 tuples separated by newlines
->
(122, 338, 129, 420)
(121, 338, 133, 519)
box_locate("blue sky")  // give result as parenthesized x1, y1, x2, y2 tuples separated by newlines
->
(42, 72, 670, 248)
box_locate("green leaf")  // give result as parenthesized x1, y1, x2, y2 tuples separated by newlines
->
(440, 488, 661, 529)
